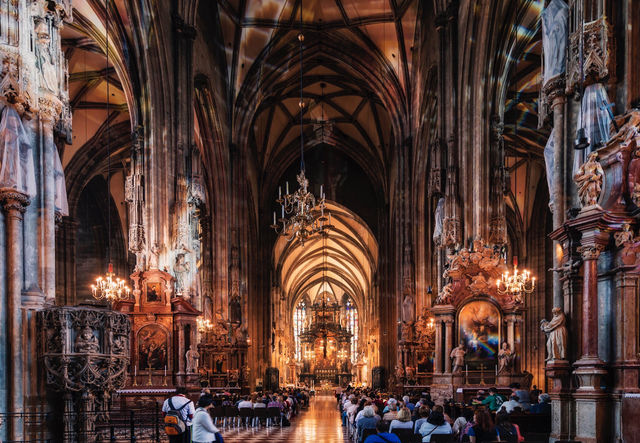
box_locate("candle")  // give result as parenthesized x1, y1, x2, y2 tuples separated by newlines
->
(279, 186, 282, 199)
(134, 365, 137, 377)
(465, 365, 468, 376)
(286, 181, 289, 194)
(164, 365, 167, 377)
(320, 185, 323, 198)
(281, 205, 284, 219)
(273, 211, 276, 225)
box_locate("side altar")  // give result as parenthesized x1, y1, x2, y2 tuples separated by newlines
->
(428, 240, 529, 403)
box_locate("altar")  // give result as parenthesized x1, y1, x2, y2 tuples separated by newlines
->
(428, 240, 529, 402)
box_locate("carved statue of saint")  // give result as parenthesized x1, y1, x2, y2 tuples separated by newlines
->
(433, 197, 445, 246)
(0, 106, 36, 197)
(173, 253, 190, 295)
(574, 152, 604, 207)
(401, 322, 414, 342)
(497, 342, 515, 374)
(74, 325, 99, 354)
(450, 342, 466, 374)
(34, 21, 59, 94)
(401, 293, 415, 323)
(185, 344, 199, 373)
(541, 0, 569, 84)
(230, 294, 242, 324)
(540, 307, 568, 361)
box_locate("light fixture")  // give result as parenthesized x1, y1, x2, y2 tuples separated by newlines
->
(91, 0, 130, 304)
(197, 317, 213, 333)
(271, 0, 329, 246)
(496, 264, 535, 304)
(337, 348, 348, 360)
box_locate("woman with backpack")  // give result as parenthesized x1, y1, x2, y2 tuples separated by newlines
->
(192, 395, 222, 443)
(467, 410, 497, 443)
(495, 411, 522, 443)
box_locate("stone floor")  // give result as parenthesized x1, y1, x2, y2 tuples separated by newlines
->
(218, 395, 348, 443)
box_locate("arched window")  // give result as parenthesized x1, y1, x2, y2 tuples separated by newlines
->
(293, 299, 307, 361)
(345, 297, 358, 362)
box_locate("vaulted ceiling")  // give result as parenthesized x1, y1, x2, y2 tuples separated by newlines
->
(220, 0, 420, 186)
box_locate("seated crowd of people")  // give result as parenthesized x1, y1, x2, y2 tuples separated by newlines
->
(338, 384, 551, 443)
(163, 386, 311, 443)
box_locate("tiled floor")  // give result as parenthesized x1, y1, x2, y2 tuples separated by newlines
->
(218, 395, 349, 443)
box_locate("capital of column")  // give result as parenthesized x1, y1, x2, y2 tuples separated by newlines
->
(577, 244, 605, 261)
(0, 189, 30, 215)
(543, 74, 566, 108)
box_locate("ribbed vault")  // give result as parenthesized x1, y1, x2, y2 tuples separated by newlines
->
(273, 202, 378, 314)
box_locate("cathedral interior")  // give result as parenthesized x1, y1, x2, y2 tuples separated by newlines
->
(0, 0, 640, 442)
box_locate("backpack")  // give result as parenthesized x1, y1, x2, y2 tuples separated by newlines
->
(494, 394, 505, 407)
(497, 424, 518, 443)
(164, 397, 190, 436)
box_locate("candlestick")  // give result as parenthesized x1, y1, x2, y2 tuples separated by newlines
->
(273, 212, 276, 225)
(132, 365, 138, 386)
(147, 361, 153, 386)
(286, 181, 289, 194)
(165, 365, 167, 377)
(279, 186, 281, 199)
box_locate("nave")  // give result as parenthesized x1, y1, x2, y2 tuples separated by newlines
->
(219, 395, 347, 443)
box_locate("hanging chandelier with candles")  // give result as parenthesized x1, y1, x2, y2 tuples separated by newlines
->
(496, 265, 535, 304)
(91, 1, 130, 304)
(270, 0, 329, 246)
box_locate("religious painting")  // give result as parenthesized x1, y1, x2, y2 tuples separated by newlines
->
(416, 350, 433, 374)
(146, 281, 163, 303)
(457, 300, 500, 368)
(137, 325, 168, 370)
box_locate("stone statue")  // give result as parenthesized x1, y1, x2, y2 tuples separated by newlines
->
(185, 344, 199, 373)
(433, 197, 445, 245)
(0, 106, 36, 197)
(615, 223, 634, 247)
(574, 152, 604, 207)
(450, 342, 466, 373)
(394, 364, 405, 382)
(401, 293, 415, 322)
(74, 325, 99, 354)
(541, 0, 569, 84)
(149, 244, 160, 269)
(540, 307, 568, 361)
(173, 252, 190, 295)
(497, 342, 515, 374)
(400, 322, 414, 342)
(53, 144, 68, 216)
(230, 294, 242, 324)
(34, 21, 59, 94)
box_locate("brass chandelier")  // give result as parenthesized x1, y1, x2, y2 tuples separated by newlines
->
(496, 266, 535, 303)
(271, 0, 329, 245)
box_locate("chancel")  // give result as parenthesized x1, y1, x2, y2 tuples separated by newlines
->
(1, 1, 639, 443)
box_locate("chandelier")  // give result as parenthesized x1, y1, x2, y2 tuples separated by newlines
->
(496, 267, 535, 303)
(337, 348, 348, 360)
(270, 0, 329, 246)
(91, 263, 131, 302)
(197, 317, 214, 333)
(91, 4, 130, 305)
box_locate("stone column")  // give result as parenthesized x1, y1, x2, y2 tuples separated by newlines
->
(544, 78, 567, 310)
(434, 319, 443, 373)
(1, 190, 29, 441)
(444, 317, 454, 373)
(39, 97, 62, 305)
(613, 273, 640, 392)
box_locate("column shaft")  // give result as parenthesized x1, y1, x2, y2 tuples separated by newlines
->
(1, 191, 29, 441)
(444, 320, 453, 373)
(434, 320, 443, 373)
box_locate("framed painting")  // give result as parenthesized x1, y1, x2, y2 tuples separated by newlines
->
(145, 281, 163, 303)
(137, 325, 168, 370)
(457, 300, 500, 369)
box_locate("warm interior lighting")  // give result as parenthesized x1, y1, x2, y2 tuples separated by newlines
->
(197, 317, 213, 333)
(496, 267, 536, 303)
(91, 263, 131, 303)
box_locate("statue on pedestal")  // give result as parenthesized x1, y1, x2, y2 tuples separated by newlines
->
(574, 152, 604, 207)
(173, 252, 190, 296)
(0, 106, 36, 197)
(541, 0, 569, 84)
(402, 293, 415, 323)
(497, 342, 515, 374)
(450, 342, 466, 374)
(185, 344, 199, 373)
(540, 307, 568, 361)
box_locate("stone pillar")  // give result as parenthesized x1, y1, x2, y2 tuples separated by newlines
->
(434, 319, 443, 373)
(573, 240, 609, 443)
(1, 190, 29, 441)
(444, 317, 454, 373)
(39, 97, 62, 305)
(544, 77, 567, 310)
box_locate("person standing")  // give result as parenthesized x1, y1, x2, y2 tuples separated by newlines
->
(162, 387, 195, 443)
(192, 395, 220, 443)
